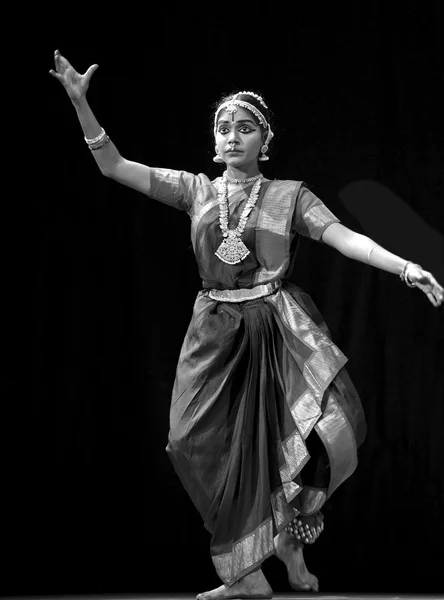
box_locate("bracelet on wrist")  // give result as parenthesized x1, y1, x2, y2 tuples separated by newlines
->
(400, 261, 422, 288)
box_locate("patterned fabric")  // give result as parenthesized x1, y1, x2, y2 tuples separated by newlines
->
(140, 168, 366, 586)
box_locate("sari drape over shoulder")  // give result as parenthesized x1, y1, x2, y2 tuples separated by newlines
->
(144, 168, 366, 586)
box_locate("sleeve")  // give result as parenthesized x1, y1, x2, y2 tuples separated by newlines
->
(294, 184, 341, 241)
(144, 167, 199, 213)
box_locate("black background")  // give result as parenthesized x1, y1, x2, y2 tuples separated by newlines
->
(17, 5, 444, 597)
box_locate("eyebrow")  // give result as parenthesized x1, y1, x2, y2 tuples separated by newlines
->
(217, 119, 257, 126)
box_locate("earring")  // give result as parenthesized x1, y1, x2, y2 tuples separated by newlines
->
(258, 144, 269, 161)
(213, 146, 224, 163)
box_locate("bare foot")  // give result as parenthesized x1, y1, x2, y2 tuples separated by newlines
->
(274, 530, 319, 592)
(196, 569, 273, 600)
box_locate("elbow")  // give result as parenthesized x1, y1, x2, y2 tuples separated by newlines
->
(98, 164, 112, 178)
(100, 157, 125, 179)
(322, 223, 352, 255)
(339, 238, 354, 258)
(323, 224, 373, 259)
(100, 166, 115, 179)
(341, 233, 374, 261)
(340, 236, 362, 259)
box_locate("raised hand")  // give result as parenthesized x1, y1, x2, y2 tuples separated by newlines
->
(49, 50, 98, 104)
(406, 265, 444, 308)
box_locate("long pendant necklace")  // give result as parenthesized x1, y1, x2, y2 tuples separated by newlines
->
(215, 172, 263, 265)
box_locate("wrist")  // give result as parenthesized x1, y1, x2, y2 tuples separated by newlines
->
(400, 261, 422, 288)
(71, 95, 88, 110)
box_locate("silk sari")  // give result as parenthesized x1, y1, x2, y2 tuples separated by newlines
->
(143, 168, 366, 586)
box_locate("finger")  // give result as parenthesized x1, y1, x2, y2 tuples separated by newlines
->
(416, 283, 430, 294)
(431, 290, 442, 307)
(84, 64, 99, 79)
(49, 69, 64, 82)
(427, 292, 438, 307)
(55, 52, 71, 74)
(430, 282, 444, 298)
(54, 53, 63, 72)
(54, 49, 62, 67)
(429, 277, 442, 293)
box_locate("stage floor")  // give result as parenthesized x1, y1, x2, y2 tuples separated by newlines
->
(6, 594, 443, 600)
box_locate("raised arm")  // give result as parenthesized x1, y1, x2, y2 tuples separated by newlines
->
(49, 50, 168, 197)
(322, 222, 444, 307)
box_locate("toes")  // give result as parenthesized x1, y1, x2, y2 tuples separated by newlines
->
(290, 581, 311, 591)
(289, 573, 319, 592)
(309, 575, 319, 592)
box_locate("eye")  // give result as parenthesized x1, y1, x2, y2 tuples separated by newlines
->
(218, 126, 229, 134)
(239, 126, 253, 133)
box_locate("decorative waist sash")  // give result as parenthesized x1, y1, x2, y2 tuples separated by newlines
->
(208, 280, 281, 303)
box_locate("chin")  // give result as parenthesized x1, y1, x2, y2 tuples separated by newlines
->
(225, 156, 249, 167)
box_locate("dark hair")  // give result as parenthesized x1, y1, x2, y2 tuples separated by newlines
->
(212, 90, 275, 149)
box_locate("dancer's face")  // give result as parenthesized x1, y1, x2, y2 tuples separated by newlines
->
(215, 107, 263, 169)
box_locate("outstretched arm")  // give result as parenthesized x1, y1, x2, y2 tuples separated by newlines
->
(49, 50, 162, 196)
(322, 222, 444, 307)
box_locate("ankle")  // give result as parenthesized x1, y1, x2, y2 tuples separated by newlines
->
(245, 568, 263, 581)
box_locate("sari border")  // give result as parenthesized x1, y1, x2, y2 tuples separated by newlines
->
(253, 180, 302, 285)
(315, 390, 358, 496)
(266, 288, 357, 504)
(211, 516, 275, 587)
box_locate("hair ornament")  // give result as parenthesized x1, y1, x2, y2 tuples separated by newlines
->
(214, 100, 269, 130)
(235, 91, 268, 109)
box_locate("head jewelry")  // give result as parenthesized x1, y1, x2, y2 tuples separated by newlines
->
(214, 91, 274, 149)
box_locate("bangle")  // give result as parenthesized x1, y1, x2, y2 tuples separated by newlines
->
(85, 127, 106, 145)
(400, 261, 422, 288)
(367, 244, 379, 264)
(89, 135, 110, 151)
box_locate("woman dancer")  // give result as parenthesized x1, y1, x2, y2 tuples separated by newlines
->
(49, 50, 443, 597)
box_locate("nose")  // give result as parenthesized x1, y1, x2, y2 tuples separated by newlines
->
(227, 129, 239, 143)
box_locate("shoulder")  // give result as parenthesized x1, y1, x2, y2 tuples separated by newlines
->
(176, 172, 220, 198)
(270, 178, 303, 185)
(267, 178, 304, 188)
(266, 179, 305, 197)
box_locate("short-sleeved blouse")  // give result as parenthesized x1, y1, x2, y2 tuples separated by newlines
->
(143, 168, 340, 290)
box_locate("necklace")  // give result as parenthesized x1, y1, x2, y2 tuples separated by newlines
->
(226, 173, 262, 185)
(215, 171, 263, 265)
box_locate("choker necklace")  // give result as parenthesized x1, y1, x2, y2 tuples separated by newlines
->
(215, 171, 263, 265)
(226, 173, 262, 185)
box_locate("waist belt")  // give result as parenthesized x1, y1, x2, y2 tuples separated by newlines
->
(208, 280, 281, 303)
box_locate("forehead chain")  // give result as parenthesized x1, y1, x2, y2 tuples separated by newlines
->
(213, 91, 274, 147)
(215, 93, 269, 128)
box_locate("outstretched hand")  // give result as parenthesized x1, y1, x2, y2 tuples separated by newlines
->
(49, 50, 98, 104)
(407, 265, 444, 308)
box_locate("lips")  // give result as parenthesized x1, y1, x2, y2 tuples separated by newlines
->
(226, 149, 243, 154)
